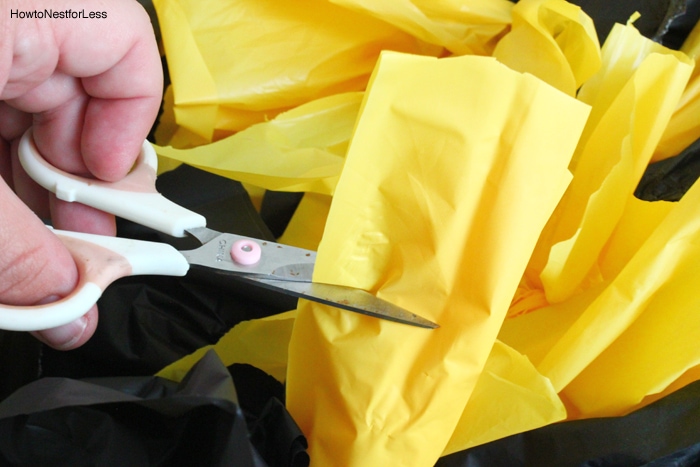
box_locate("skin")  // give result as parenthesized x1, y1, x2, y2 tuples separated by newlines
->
(0, 0, 163, 349)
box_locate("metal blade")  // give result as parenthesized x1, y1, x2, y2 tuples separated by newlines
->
(186, 226, 223, 245)
(182, 229, 438, 329)
(268, 263, 316, 281)
(243, 277, 439, 329)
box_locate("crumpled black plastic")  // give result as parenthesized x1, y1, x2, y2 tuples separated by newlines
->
(0, 350, 308, 467)
(568, 0, 700, 46)
(0, 164, 307, 466)
(651, 0, 700, 49)
(635, 136, 700, 201)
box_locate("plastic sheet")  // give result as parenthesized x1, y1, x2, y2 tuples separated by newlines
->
(0, 351, 307, 467)
(493, 0, 601, 96)
(153, 93, 363, 195)
(1, 164, 309, 466)
(654, 14, 700, 162)
(328, 0, 513, 56)
(637, 136, 700, 201)
(152, 0, 440, 142)
(499, 18, 700, 421)
(284, 50, 590, 466)
(521, 20, 693, 306)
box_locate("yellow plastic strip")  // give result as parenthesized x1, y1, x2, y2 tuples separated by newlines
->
(286, 51, 589, 466)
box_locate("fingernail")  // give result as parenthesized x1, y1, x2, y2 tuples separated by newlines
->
(36, 315, 88, 350)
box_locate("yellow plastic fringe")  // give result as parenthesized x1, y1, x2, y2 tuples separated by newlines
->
(493, 0, 601, 96)
(152, 0, 441, 142)
(501, 23, 696, 419)
(654, 18, 700, 161)
(520, 22, 692, 307)
(153, 93, 363, 195)
(328, 0, 513, 56)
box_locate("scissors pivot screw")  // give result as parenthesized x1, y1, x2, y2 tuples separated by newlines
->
(231, 239, 262, 265)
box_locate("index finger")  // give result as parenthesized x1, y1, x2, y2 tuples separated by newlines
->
(60, 1, 164, 181)
(10, 0, 163, 181)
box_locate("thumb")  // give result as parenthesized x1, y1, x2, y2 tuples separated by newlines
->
(0, 179, 96, 349)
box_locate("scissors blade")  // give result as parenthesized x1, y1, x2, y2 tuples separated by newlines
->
(183, 228, 439, 329)
(241, 277, 439, 329)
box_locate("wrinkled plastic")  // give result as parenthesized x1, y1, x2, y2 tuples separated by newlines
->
(154, 93, 363, 195)
(570, 0, 694, 43)
(328, 0, 513, 56)
(152, 0, 440, 142)
(276, 193, 332, 251)
(0, 351, 307, 467)
(493, 0, 601, 96)
(284, 51, 590, 467)
(654, 16, 700, 162)
(637, 136, 700, 201)
(501, 21, 700, 420)
(520, 21, 693, 306)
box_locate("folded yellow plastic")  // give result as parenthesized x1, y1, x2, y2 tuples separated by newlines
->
(285, 51, 590, 466)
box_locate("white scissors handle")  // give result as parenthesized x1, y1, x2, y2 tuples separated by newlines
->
(0, 229, 189, 331)
(0, 129, 201, 331)
(19, 129, 206, 237)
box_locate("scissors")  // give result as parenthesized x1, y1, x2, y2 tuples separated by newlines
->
(0, 129, 439, 332)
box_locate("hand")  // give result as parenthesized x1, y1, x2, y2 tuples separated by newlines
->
(0, 0, 163, 349)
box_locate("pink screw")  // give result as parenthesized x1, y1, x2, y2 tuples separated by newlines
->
(231, 239, 262, 265)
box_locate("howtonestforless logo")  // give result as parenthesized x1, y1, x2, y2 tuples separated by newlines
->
(10, 9, 107, 19)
